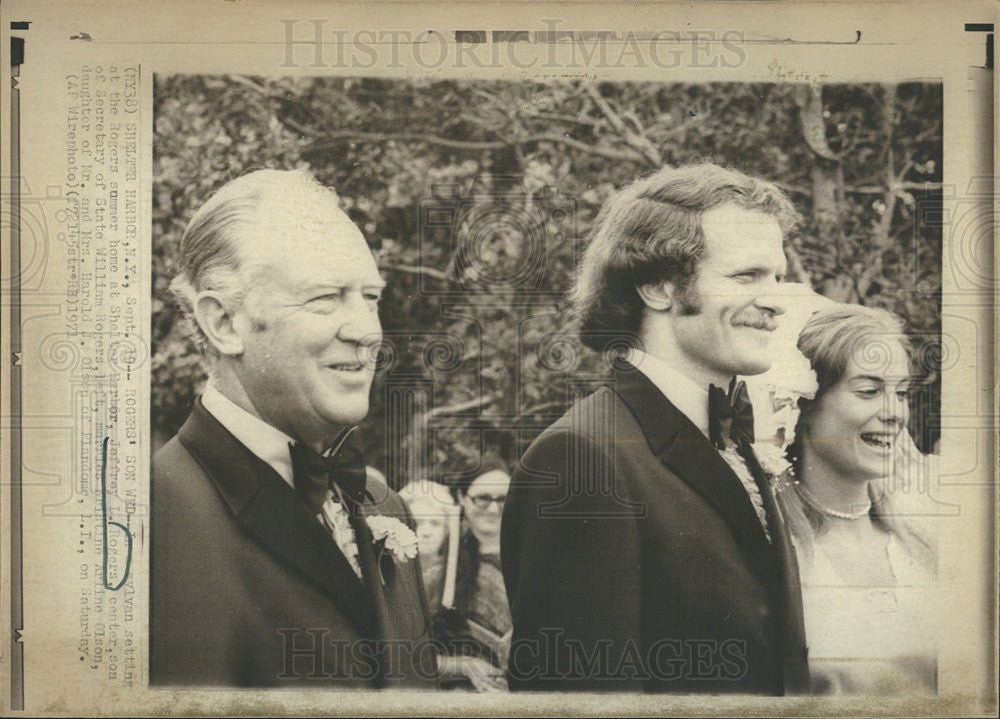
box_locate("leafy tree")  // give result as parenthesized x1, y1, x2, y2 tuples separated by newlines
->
(153, 77, 943, 484)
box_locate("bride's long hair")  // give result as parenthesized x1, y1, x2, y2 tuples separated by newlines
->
(781, 304, 936, 572)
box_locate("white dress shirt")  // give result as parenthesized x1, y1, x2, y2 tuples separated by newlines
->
(624, 349, 711, 438)
(201, 382, 363, 575)
(202, 381, 296, 486)
(625, 349, 771, 540)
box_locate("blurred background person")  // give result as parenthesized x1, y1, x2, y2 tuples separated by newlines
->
(396, 479, 456, 615)
(397, 465, 511, 691)
(449, 456, 513, 656)
(398, 456, 513, 691)
(780, 304, 937, 694)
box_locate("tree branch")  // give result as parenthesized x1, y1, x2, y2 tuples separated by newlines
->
(528, 111, 600, 127)
(307, 131, 507, 153)
(226, 75, 269, 95)
(583, 85, 663, 166)
(515, 400, 569, 419)
(427, 394, 498, 418)
(784, 243, 812, 284)
(282, 114, 320, 138)
(795, 84, 839, 161)
(771, 180, 812, 198)
(524, 133, 644, 162)
(845, 182, 943, 194)
(380, 263, 450, 282)
(305, 129, 647, 163)
(858, 84, 901, 298)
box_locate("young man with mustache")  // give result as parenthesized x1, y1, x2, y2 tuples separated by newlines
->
(501, 163, 809, 693)
(150, 170, 435, 688)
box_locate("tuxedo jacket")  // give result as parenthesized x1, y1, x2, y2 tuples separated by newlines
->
(150, 400, 437, 688)
(501, 364, 808, 693)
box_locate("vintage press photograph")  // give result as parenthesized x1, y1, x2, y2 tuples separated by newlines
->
(148, 75, 945, 696)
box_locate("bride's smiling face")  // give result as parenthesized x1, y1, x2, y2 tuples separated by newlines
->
(804, 339, 911, 482)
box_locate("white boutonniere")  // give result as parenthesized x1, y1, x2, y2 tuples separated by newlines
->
(743, 283, 831, 491)
(751, 441, 793, 480)
(365, 515, 419, 564)
(746, 383, 810, 492)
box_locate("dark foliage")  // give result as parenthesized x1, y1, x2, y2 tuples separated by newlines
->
(153, 77, 943, 484)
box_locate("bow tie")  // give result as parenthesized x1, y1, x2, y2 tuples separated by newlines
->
(708, 378, 755, 450)
(289, 435, 369, 515)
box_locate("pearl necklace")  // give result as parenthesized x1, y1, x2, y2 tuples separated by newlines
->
(795, 483, 872, 520)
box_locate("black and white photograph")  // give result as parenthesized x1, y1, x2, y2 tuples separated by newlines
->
(1, 1, 995, 716)
(150, 76, 946, 695)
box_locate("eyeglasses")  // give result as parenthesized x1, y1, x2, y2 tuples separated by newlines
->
(467, 494, 507, 510)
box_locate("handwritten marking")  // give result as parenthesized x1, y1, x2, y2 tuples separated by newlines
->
(100, 436, 132, 590)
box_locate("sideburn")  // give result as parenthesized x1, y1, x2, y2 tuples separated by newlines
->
(673, 277, 703, 316)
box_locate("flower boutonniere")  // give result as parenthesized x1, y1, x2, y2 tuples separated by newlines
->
(751, 441, 793, 483)
(365, 515, 419, 585)
(743, 284, 830, 492)
(747, 384, 809, 493)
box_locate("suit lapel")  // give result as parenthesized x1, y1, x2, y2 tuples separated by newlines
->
(177, 400, 375, 637)
(740, 444, 810, 691)
(352, 493, 434, 686)
(609, 366, 809, 692)
(354, 496, 429, 631)
(610, 365, 772, 557)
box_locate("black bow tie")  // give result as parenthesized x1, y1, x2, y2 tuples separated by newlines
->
(708, 378, 755, 450)
(289, 435, 369, 515)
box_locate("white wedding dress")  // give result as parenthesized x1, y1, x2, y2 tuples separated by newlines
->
(797, 532, 937, 694)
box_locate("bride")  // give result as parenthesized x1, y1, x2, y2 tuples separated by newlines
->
(776, 303, 937, 694)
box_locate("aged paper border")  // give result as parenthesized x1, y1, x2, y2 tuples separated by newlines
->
(1, 0, 997, 716)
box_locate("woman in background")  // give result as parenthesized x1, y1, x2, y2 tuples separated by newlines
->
(782, 304, 937, 694)
(432, 456, 513, 691)
(450, 457, 513, 655)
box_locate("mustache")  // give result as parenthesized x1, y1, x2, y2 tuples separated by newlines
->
(730, 310, 777, 331)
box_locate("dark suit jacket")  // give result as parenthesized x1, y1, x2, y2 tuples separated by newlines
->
(501, 364, 808, 693)
(150, 400, 437, 688)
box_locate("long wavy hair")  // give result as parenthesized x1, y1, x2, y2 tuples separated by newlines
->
(782, 304, 936, 572)
(569, 162, 800, 354)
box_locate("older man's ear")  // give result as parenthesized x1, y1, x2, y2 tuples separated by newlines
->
(635, 281, 673, 312)
(194, 292, 246, 357)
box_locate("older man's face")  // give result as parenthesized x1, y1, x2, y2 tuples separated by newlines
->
(234, 202, 384, 449)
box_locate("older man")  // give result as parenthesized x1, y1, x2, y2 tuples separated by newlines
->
(501, 164, 809, 693)
(150, 170, 435, 687)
